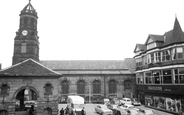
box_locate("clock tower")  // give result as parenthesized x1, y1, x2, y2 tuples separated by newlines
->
(12, 0, 39, 65)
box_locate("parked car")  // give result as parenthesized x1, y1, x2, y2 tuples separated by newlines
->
(120, 98, 132, 105)
(114, 107, 128, 115)
(94, 105, 113, 115)
(24, 100, 37, 108)
(138, 109, 157, 115)
(125, 109, 141, 115)
(132, 99, 141, 106)
(120, 104, 139, 111)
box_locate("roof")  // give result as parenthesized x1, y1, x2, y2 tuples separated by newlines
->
(40, 60, 135, 75)
(20, 0, 37, 17)
(149, 34, 164, 42)
(162, 17, 184, 47)
(0, 58, 61, 76)
(40, 60, 128, 70)
(133, 44, 146, 53)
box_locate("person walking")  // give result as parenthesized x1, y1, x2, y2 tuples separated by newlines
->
(81, 107, 85, 115)
(29, 105, 35, 115)
(60, 108, 64, 115)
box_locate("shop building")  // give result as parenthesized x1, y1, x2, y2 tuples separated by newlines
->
(134, 17, 184, 114)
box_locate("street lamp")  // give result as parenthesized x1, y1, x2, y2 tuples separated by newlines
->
(89, 82, 91, 103)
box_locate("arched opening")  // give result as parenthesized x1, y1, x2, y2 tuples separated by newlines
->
(0, 110, 8, 115)
(15, 87, 38, 111)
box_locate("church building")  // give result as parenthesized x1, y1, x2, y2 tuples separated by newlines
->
(0, 1, 135, 115)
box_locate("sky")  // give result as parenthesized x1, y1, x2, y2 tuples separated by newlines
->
(0, 0, 184, 69)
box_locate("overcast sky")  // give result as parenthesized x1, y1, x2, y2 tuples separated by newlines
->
(0, 0, 184, 69)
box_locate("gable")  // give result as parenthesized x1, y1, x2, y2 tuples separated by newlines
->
(135, 47, 140, 52)
(0, 59, 61, 76)
(147, 37, 154, 44)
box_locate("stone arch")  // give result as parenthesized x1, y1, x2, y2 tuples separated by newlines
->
(12, 85, 39, 99)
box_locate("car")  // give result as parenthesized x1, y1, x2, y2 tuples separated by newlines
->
(138, 109, 157, 115)
(132, 99, 141, 106)
(94, 105, 113, 115)
(106, 103, 118, 110)
(24, 100, 37, 108)
(114, 107, 128, 115)
(125, 109, 141, 115)
(120, 98, 132, 105)
(120, 104, 139, 111)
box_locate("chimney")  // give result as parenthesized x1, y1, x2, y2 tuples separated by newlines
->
(164, 35, 166, 42)
(0, 63, 1, 70)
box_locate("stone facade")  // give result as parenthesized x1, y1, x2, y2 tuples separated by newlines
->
(0, 1, 136, 115)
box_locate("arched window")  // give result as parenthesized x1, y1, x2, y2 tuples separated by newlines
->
(109, 80, 117, 94)
(124, 80, 131, 89)
(61, 80, 69, 94)
(44, 83, 53, 95)
(0, 83, 9, 96)
(24, 17, 28, 25)
(93, 80, 101, 94)
(77, 80, 85, 94)
(21, 43, 27, 53)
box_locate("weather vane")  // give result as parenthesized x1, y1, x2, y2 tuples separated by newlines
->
(29, 0, 31, 3)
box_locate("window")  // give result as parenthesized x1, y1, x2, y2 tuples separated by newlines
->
(147, 43, 156, 50)
(109, 80, 117, 94)
(145, 72, 152, 84)
(93, 80, 101, 94)
(172, 47, 184, 60)
(161, 50, 171, 62)
(124, 80, 131, 89)
(174, 69, 179, 84)
(0, 83, 9, 96)
(162, 70, 172, 84)
(147, 54, 151, 64)
(136, 73, 144, 84)
(136, 58, 142, 67)
(155, 52, 161, 63)
(21, 43, 27, 53)
(179, 68, 184, 84)
(77, 80, 85, 94)
(44, 83, 52, 95)
(24, 17, 28, 25)
(61, 80, 69, 94)
(152, 71, 161, 84)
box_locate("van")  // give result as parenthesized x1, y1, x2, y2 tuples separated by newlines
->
(120, 98, 132, 105)
(67, 95, 85, 115)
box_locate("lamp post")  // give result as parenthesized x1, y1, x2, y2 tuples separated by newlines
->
(89, 82, 91, 103)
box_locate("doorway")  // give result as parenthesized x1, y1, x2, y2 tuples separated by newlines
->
(15, 87, 38, 111)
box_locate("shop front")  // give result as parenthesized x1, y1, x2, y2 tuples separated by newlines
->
(137, 85, 184, 114)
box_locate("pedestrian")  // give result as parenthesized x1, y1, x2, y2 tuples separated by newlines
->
(81, 107, 85, 115)
(60, 108, 64, 115)
(29, 105, 34, 115)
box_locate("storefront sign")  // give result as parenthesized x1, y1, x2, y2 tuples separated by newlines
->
(148, 86, 162, 91)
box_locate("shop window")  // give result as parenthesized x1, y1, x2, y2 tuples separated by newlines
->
(77, 80, 85, 94)
(93, 80, 101, 94)
(61, 80, 69, 94)
(179, 68, 184, 84)
(109, 80, 117, 94)
(162, 70, 172, 84)
(174, 69, 179, 84)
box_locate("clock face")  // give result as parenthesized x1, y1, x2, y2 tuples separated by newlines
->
(22, 30, 28, 36)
